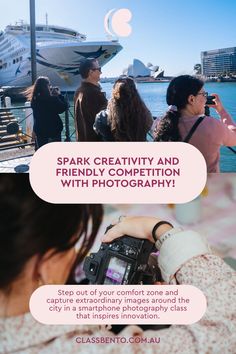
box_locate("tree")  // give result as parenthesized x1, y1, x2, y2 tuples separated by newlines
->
(194, 63, 202, 75)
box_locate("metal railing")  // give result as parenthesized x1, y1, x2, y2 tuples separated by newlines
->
(0, 99, 77, 152)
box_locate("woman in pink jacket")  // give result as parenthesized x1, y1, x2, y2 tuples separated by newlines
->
(154, 75, 236, 172)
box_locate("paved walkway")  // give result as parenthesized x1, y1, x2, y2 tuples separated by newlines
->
(0, 146, 34, 173)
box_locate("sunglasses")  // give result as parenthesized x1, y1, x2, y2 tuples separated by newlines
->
(196, 91, 208, 98)
(91, 67, 102, 72)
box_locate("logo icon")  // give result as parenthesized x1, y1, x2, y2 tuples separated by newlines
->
(104, 8, 132, 37)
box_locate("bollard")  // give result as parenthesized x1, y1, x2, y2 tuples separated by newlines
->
(5, 96, 11, 108)
(25, 101, 34, 143)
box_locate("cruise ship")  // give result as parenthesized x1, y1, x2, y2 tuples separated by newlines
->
(0, 22, 122, 91)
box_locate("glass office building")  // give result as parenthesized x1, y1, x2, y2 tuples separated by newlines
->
(201, 47, 236, 77)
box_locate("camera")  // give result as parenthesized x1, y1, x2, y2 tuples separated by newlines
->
(51, 86, 60, 95)
(206, 95, 216, 105)
(83, 227, 161, 285)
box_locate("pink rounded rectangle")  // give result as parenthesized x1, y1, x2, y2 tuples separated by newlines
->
(29, 284, 207, 325)
(29, 142, 207, 203)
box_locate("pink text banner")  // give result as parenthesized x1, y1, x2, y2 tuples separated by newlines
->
(29, 142, 207, 204)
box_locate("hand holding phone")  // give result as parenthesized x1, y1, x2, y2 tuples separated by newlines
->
(206, 95, 216, 105)
(207, 93, 225, 113)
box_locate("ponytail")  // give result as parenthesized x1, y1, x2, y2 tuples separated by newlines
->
(155, 110, 181, 141)
(155, 75, 204, 142)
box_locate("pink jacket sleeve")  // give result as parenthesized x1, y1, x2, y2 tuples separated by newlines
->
(215, 109, 236, 146)
(118, 255, 236, 354)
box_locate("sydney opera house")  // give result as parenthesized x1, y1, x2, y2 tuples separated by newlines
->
(122, 59, 165, 81)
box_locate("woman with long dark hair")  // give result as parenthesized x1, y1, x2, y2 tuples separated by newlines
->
(26, 76, 68, 149)
(154, 75, 236, 172)
(94, 77, 153, 141)
(0, 175, 235, 353)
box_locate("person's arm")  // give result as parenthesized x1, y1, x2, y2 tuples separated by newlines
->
(209, 93, 235, 126)
(50, 95, 68, 114)
(212, 116, 236, 146)
(102, 217, 236, 353)
(209, 93, 236, 146)
(139, 255, 235, 353)
(99, 90, 108, 109)
(93, 89, 108, 116)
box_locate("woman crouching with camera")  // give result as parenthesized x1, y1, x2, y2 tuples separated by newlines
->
(0, 175, 235, 353)
(25, 76, 68, 149)
(154, 75, 236, 172)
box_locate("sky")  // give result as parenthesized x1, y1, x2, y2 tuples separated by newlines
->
(1, 0, 236, 77)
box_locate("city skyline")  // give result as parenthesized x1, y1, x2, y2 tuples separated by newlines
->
(1, 0, 236, 77)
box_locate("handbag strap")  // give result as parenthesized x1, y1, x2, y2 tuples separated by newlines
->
(183, 116, 205, 143)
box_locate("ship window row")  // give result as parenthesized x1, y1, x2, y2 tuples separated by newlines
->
(0, 63, 8, 70)
(0, 56, 22, 70)
(36, 26, 77, 36)
(13, 57, 23, 64)
(51, 28, 77, 36)
(21, 25, 77, 37)
(9, 48, 26, 59)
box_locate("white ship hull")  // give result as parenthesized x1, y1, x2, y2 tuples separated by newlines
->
(0, 24, 122, 91)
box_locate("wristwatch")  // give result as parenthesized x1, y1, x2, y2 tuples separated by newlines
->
(154, 227, 183, 250)
(152, 221, 182, 250)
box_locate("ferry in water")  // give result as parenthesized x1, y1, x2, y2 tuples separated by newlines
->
(0, 22, 122, 91)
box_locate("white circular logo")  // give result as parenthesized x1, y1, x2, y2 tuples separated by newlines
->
(104, 8, 132, 37)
